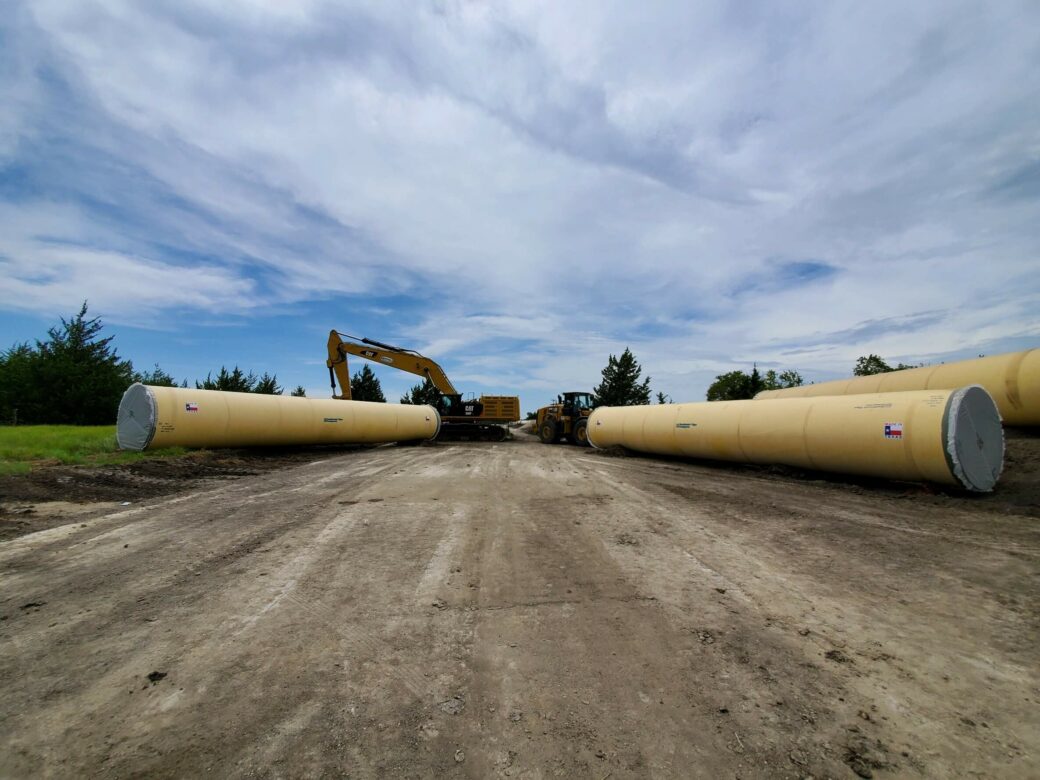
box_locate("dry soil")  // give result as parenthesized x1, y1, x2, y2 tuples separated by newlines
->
(1, 431, 1038, 778)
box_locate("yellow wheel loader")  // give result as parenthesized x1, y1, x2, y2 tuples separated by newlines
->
(535, 392, 595, 446)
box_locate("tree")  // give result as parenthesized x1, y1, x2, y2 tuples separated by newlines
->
(656, 391, 672, 404)
(196, 366, 257, 392)
(593, 348, 651, 407)
(762, 368, 804, 391)
(400, 378, 441, 405)
(31, 302, 135, 425)
(134, 363, 179, 387)
(707, 364, 803, 401)
(748, 364, 763, 397)
(290, 385, 307, 397)
(853, 354, 918, 376)
(196, 367, 282, 393)
(349, 365, 386, 402)
(0, 343, 38, 425)
(253, 372, 283, 395)
(853, 354, 893, 376)
(706, 370, 755, 401)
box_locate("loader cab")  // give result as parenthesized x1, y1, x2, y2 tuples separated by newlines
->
(562, 392, 595, 417)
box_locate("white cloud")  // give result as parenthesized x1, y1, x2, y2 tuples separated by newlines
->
(2, 0, 1038, 403)
(0, 203, 255, 324)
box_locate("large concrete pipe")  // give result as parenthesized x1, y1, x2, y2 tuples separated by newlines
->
(754, 348, 1040, 426)
(587, 386, 1004, 491)
(117, 384, 440, 451)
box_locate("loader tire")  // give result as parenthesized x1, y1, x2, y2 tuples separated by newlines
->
(539, 420, 558, 444)
(571, 417, 590, 447)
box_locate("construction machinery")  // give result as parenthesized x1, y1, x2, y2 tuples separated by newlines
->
(535, 392, 596, 446)
(327, 331, 520, 441)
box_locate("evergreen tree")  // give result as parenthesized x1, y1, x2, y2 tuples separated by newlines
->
(0, 303, 194, 424)
(253, 372, 283, 395)
(593, 348, 652, 407)
(656, 391, 671, 404)
(400, 378, 441, 405)
(290, 385, 307, 397)
(133, 363, 179, 387)
(350, 365, 386, 402)
(196, 366, 257, 392)
(748, 363, 763, 397)
(0, 343, 38, 425)
(31, 302, 135, 424)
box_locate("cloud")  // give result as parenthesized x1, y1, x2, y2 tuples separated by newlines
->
(0, 241, 254, 324)
(1, 0, 1038, 405)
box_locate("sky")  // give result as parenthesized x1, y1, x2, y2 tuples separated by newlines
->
(2, 0, 1038, 413)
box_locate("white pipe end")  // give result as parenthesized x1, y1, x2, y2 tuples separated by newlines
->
(116, 383, 157, 451)
(944, 385, 1004, 492)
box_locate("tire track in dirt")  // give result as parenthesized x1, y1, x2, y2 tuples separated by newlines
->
(2, 437, 1038, 778)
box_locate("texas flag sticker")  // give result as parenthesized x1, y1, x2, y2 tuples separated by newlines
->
(884, 422, 903, 439)
(185, 402, 199, 413)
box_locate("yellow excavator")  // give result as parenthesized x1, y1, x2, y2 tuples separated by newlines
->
(326, 331, 520, 441)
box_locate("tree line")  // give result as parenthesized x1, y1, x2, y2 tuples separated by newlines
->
(0, 304, 309, 426)
(703, 352, 922, 401)
(288, 349, 927, 408)
(0, 303, 931, 425)
(399, 345, 923, 414)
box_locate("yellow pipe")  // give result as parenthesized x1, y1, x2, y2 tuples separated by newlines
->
(755, 348, 1040, 426)
(116, 384, 440, 451)
(587, 386, 1004, 491)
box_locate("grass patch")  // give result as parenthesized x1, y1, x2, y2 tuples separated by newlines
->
(0, 425, 188, 474)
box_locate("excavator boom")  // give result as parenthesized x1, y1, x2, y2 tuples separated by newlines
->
(327, 331, 458, 399)
(326, 330, 520, 440)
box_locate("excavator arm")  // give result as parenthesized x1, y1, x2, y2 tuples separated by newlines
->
(326, 330, 459, 400)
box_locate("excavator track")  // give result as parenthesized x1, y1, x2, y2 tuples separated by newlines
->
(437, 422, 508, 442)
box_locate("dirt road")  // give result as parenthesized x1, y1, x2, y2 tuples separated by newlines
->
(1, 433, 1038, 778)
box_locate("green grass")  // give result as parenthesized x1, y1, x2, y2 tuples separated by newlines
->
(0, 425, 187, 475)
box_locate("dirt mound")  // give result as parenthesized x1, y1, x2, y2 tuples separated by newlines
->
(0, 448, 334, 505)
(0, 446, 374, 541)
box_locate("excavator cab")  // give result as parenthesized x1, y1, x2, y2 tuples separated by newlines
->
(437, 394, 484, 418)
(535, 392, 596, 446)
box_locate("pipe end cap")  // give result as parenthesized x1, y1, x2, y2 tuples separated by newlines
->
(945, 385, 1004, 492)
(116, 383, 157, 451)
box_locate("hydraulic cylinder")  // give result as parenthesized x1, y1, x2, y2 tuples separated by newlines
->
(117, 383, 440, 451)
(587, 386, 1004, 491)
(755, 348, 1040, 426)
